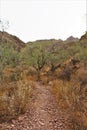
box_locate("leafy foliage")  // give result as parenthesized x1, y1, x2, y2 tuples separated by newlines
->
(20, 44, 48, 71)
(0, 44, 19, 80)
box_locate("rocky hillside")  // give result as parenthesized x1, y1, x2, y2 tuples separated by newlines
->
(0, 31, 25, 51)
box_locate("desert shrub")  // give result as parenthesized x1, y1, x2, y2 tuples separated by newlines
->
(10, 72, 20, 81)
(59, 67, 71, 81)
(20, 45, 48, 70)
(48, 49, 70, 71)
(26, 67, 38, 76)
(68, 41, 87, 65)
(75, 47, 87, 64)
(0, 80, 34, 122)
(0, 44, 19, 66)
(51, 79, 87, 129)
(0, 44, 19, 80)
(80, 74, 87, 87)
(20, 45, 49, 81)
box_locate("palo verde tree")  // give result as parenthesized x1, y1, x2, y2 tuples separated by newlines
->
(20, 44, 48, 78)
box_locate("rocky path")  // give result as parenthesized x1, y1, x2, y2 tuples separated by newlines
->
(0, 82, 71, 130)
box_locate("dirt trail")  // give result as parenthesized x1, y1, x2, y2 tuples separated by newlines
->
(0, 82, 71, 130)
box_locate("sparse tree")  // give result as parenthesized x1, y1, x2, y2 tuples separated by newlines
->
(20, 45, 48, 79)
(0, 19, 9, 32)
(0, 19, 9, 42)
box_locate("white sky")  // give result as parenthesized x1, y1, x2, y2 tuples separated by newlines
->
(0, 0, 86, 42)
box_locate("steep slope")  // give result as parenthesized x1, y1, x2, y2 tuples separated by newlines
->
(0, 31, 25, 51)
(80, 32, 87, 40)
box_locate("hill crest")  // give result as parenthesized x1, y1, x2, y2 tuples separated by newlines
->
(0, 31, 25, 51)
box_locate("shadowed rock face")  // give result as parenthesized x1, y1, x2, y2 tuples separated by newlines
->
(0, 31, 25, 51)
(79, 33, 87, 48)
(80, 32, 87, 41)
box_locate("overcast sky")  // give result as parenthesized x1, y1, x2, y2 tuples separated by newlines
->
(0, 0, 86, 42)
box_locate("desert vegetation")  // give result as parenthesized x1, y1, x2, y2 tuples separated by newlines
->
(0, 31, 87, 129)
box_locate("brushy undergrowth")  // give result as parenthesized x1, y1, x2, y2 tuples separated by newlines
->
(0, 79, 35, 122)
(50, 63, 87, 130)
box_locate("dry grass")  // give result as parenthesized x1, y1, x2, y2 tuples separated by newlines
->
(0, 79, 35, 122)
(51, 74, 87, 129)
(49, 61, 87, 129)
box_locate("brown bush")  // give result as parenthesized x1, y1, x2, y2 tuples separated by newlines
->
(0, 80, 35, 122)
(51, 78, 87, 129)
